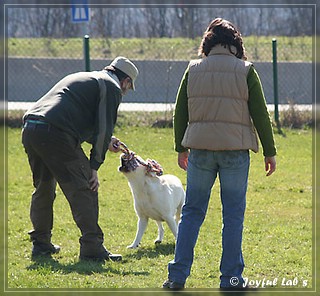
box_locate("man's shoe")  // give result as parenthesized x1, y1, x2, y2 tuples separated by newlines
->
(79, 250, 122, 263)
(32, 243, 60, 257)
(162, 279, 171, 288)
(162, 279, 185, 290)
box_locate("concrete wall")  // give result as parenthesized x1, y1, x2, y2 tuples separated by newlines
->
(8, 58, 312, 104)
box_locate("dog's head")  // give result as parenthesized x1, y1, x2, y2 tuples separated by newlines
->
(119, 152, 163, 177)
(119, 152, 141, 174)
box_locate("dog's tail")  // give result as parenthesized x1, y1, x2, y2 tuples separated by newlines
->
(175, 196, 184, 224)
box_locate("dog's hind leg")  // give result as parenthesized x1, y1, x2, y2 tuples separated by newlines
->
(175, 206, 182, 225)
(127, 217, 149, 249)
(165, 217, 178, 239)
(154, 221, 164, 244)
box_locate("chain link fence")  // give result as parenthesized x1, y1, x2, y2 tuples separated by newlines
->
(7, 36, 313, 111)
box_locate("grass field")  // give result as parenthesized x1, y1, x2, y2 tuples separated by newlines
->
(5, 116, 314, 294)
(8, 36, 313, 62)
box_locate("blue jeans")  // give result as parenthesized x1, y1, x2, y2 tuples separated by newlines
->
(168, 149, 250, 288)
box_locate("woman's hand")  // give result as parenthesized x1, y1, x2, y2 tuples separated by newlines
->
(178, 151, 189, 171)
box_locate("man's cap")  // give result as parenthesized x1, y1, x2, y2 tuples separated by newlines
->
(110, 57, 139, 90)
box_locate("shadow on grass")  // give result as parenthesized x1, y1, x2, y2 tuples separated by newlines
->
(26, 255, 149, 276)
(26, 243, 175, 276)
(125, 242, 175, 260)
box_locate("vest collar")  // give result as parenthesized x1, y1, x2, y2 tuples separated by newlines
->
(208, 44, 237, 57)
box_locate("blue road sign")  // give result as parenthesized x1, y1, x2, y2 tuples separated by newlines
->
(71, 0, 90, 23)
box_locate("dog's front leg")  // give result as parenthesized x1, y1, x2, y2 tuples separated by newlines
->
(154, 221, 164, 244)
(127, 217, 149, 249)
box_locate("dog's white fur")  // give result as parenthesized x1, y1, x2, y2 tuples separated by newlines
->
(120, 158, 185, 249)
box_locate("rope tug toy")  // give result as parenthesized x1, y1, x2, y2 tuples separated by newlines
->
(115, 141, 163, 177)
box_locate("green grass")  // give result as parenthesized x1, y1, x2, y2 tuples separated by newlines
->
(8, 36, 313, 62)
(6, 119, 313, 292)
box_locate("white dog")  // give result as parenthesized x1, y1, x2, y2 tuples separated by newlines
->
(119, 150, 185, 249)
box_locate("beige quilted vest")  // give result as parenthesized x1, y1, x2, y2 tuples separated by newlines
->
(181, 45, 259, 152)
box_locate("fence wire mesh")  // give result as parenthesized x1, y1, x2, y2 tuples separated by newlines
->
(7, 36, 313, 110)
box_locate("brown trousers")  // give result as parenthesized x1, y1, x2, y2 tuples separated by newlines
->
(22, 121, 105, 257)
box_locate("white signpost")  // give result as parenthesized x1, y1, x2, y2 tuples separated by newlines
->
(71, 0, 90, 70)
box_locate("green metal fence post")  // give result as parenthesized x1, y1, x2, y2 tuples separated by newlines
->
(272, 39, 279, 123)
(83, 35, 90, 72)
(272, 38, 282, 134)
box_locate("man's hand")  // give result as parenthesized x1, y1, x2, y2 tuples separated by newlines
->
(178, 151, 189, 171)
(265, 156, 276, 176)
(89, 169, 99, 191)
(108, 136, 121, 153)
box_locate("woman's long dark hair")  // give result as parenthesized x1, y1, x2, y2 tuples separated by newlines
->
(198, 18, 247, 60)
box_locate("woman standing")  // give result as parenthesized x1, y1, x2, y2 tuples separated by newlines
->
(163, 18, 276, 290)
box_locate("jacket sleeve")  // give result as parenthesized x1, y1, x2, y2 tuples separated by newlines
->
(173, 67, 189, 153)
(247, 66, 277, 157)
(90, 80, 121, 170)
